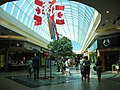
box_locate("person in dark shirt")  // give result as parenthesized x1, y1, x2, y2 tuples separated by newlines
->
(95, 56, 102, 82)
(80, 56, 90, 82)
(83, 56, 91, 82)
(32, 53, 40, 80)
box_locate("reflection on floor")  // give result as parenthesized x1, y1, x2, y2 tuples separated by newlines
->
(6, 73, 81, 88)
(0, 65, 120, 90)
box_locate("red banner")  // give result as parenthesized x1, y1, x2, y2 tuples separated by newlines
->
(56, 19, 65, 24)
(34, 0, 65, 26)
(34, 0, 45, 26)
(56, 5, 65, 10)
(34, 15, 42, 26)
(55, 5, 65, 25)
(35, 0, 45, 6)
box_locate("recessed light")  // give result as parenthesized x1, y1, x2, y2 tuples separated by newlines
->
(106, 10, 109, 14)
(105, 20, 108, 22)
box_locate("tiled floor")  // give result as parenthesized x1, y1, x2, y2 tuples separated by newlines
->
(0, 66, 120, 90)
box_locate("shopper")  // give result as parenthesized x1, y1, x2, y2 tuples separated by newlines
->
(65, 59, 71, 74)
(95, 56, 102, 82)
(32, 53, 40, 80)
(81, 56, 90, 82)
(26, 58, 33, 79)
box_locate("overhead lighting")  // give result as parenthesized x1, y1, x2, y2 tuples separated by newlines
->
(16, 43, 20, 47)
(106, 10, 109, 14)
(105, 20, 108, 22)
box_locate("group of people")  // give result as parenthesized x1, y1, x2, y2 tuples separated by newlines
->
(26, 54, 102, 82)
(60, 57, 71, 75)
(80, 56, 102, 82)
(26, 53, 40, 80)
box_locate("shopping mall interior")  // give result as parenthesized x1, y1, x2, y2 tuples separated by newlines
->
(0, 0, 120, 90)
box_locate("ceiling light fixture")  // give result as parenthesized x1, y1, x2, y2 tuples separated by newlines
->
(106, 10, 109, 14)
(105, 20, 108, 22)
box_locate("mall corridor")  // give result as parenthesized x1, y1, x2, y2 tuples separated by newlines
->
(0, 66, 120, 90)
(0, 0, 120, 90)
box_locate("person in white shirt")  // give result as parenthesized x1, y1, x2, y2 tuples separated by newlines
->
(65, 59, 71, 75)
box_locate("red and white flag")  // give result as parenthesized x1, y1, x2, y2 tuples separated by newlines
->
(33, 0, 65, 26)
(34, 0, 45, 26)
(34, 14, 42, 26)
(55, 5, 65, 25)
(48, 0, 56, 22)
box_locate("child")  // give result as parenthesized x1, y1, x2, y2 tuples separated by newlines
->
(26, 58, 33, 79)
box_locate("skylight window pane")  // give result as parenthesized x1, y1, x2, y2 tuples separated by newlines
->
(71, 3, 78, 7)
(5, 3, 13, 14)
(64, 8, 71, 12)
(22, 15, 27, 25)
(72, 6, 78, 10)
(25, 6, 32, 16)
(18, 10, 23, 21)
(29, 20, 33, 29)
(67, 25, 74, 39)
(36, 27, 40, 33)
(31, 21, 34, 30)
(65, 15, 72, 19)
(21, 1, 29, 12)
(26, 17, 31, 26)
(15, 0, 23, 7)
(67, 21, 72, 25)
(33, 26, 37, 32)
(65, 5, 70, 9)
(72, 12, 78, 16)
(12, 6, 19, 18)
(42, 23, 47, 30)
(73, 15, 78, 20)
(29, 9, 34, 19)
(0, 3, 6, 9)
(74, 20, 78, 26)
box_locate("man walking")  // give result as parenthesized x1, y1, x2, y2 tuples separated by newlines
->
(32, 53, 40, 80)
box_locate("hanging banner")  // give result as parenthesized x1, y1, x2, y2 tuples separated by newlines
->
(55, 5, 65, 25)
(34, 0, 45, 26)
(47, 13, 58, 40)
(34, 0, 65, 26)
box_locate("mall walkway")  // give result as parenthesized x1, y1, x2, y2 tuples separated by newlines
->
(0, 65, 120, 90)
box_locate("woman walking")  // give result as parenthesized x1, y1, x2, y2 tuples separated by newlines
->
(95, 56, 102, 82)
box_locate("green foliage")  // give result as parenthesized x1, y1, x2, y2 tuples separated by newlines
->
(47, 36, 73, 58)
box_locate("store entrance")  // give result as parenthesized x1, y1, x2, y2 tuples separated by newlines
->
(104, 51, 119, 71)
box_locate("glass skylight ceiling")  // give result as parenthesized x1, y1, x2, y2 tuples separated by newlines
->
(0, 0, 100, 52)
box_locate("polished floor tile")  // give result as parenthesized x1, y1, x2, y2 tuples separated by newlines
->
(0, 66, 120, 90)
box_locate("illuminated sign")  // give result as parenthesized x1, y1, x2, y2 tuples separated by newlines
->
(103, 39, 110, 47)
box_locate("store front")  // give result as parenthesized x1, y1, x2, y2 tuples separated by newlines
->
(89, 33, 120, 71)
(0, 39, 45, 71)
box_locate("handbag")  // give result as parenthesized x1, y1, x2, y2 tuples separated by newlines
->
(93, 66, 96, 71)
